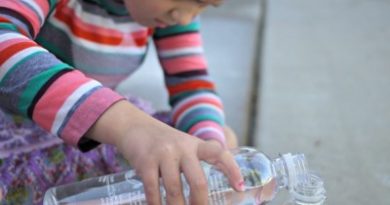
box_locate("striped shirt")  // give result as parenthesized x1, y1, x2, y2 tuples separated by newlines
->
(0, 0, 226, 151)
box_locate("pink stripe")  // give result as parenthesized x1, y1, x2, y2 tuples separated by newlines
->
(2, 0, 41, 36)
(60, 88, 124, 146)
(197, 131, 226, 148)
(0, 38, 30, 52)
(155, 33, 202, 50)
(36, 0, 50, 16)
(87, 74, 128, 88)
(172, 97, 223, 123)
(161, 55, 207, 74)
(32, 70, 92, 130)
(188, 121, 224, 135)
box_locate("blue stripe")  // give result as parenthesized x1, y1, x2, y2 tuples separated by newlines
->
(176, 105, 224, 131)
(20, 1, 43, 26)
(36, 21, 148, 75)
(56, 85, 102, 136)
(159, 52, 203, 60)
(0, 51, 69, 115)
(0, 14, 33, 38)
(165, 75, 212, 86)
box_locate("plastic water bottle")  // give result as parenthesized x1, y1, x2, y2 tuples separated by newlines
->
(43, 147, 326, 205)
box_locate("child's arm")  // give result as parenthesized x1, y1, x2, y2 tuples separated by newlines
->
(0, 0, 124, 151)
(153, 18, 229, 148)
(0, 2, 244, 204)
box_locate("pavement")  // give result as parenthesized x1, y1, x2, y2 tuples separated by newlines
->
(256, 0, 390, 204)
(119, 0, 390, 204)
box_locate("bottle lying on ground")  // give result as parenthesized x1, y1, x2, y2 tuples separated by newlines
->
(43, 147, 326, 205)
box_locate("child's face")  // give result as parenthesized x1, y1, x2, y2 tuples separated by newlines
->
(123, 0, 221, 28)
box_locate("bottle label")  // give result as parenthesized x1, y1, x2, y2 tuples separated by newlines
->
(97, 172, 146, 205)
(99, 176, 116, 197)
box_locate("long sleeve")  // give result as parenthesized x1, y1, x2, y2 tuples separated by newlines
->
(0, 0, 124, 151)
(153, 19, 226, 147)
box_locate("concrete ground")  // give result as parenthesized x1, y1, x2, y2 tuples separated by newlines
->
(257, 0, 390, 204)
(119, 0, 390, 204)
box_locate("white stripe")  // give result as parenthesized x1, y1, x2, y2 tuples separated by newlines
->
(21, 0, 45, 25)
(158, 47, 203, 58)
(0, 32, 29, 43)
(176, 103, 224, 124)
(72, 1, 144, 32)
(51, 80, 101, 134)
(50, 14, 147, 54)
(172, 93, 221, 114)
(192, 127, 224, 138)
(0, 46, 47, 81)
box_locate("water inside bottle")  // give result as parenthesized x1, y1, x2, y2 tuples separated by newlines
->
(44, 147, 325, 205)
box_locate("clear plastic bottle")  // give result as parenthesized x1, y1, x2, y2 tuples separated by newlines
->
(43, 147, 326, 205)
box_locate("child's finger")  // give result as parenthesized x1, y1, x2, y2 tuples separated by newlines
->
(197, 141, 245, 192)
(160, 158, 185, 205)
(139, 166, 163, 205)
(180, 156, 209, 205)
(214, 150, 245, 192)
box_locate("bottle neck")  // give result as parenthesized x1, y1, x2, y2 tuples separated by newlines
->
(272, 154, 326, 205)
(289, 173, 326, 205)
(272, 153, 309, 190)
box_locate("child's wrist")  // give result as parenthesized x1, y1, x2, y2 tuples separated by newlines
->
(85, 100, 136, 146)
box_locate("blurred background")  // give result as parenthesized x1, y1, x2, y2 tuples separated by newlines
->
(118, 0, 390, 204)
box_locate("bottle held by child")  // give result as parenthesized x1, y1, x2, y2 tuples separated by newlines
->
(43, 147, 326, 205)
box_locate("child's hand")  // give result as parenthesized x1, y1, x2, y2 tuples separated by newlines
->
(86, 100, 244, 205)
(116, 124, 244, 205)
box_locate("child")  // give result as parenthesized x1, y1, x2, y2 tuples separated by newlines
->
(0, 0, 244, 204)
